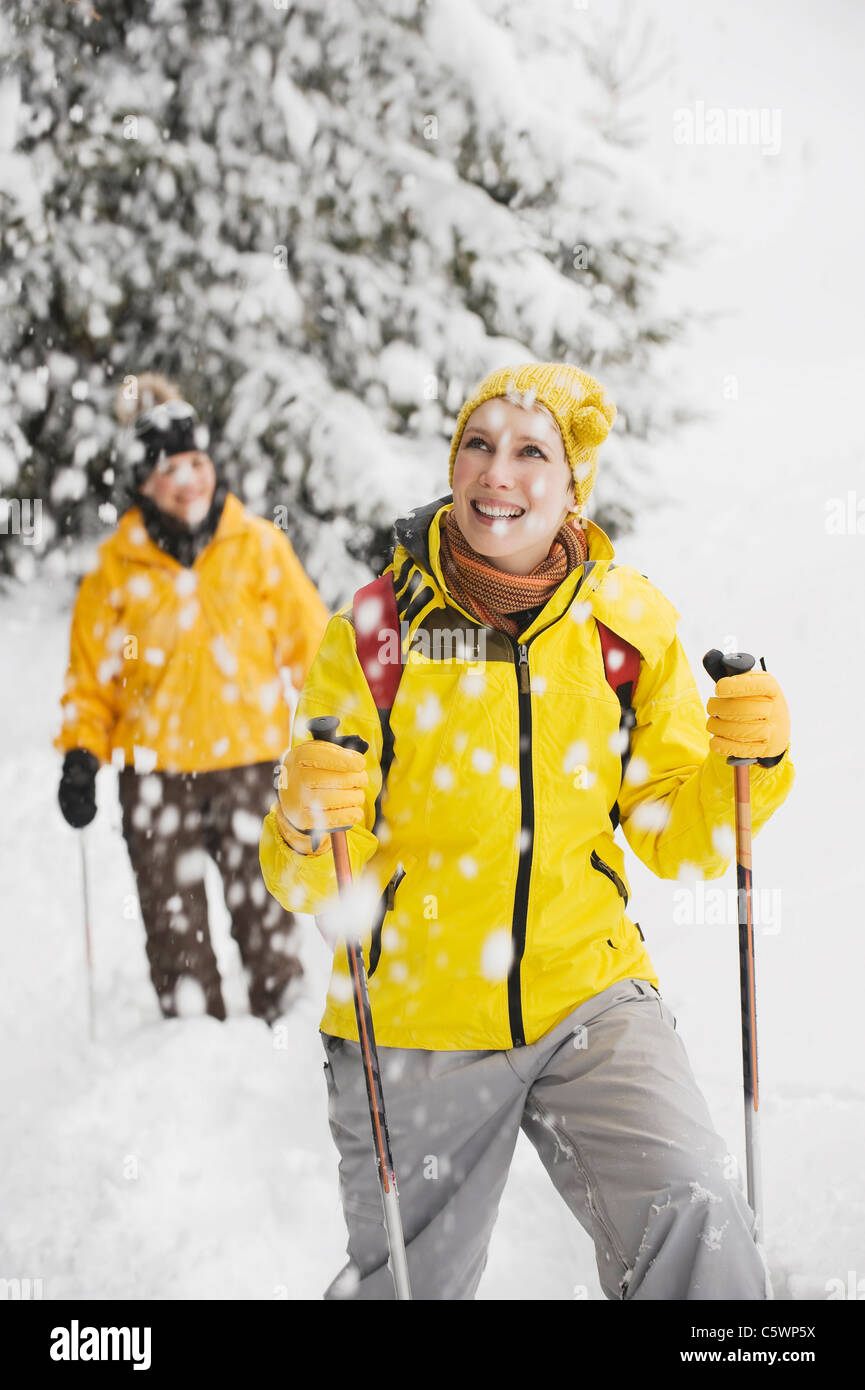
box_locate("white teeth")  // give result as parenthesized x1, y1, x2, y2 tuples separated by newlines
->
(473, 501, 524, 518)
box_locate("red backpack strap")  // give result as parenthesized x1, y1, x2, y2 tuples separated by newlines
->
(596, 620, 641, 830)
(596, 621, 641, 701)
(353, 573, 402, 711)
(352, 573, 404, 846)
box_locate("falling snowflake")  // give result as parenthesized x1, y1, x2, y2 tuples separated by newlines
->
(97, 656, 121, 685)
(471, 748, 494, 774)
(157, 805, 180, 836)
(258, 679, 281, 713)
(174, 570, 197, 597)
(458, 855, 478, 879)
(210, 636, 238, 677)
(175, 978, 207, 1017)
(630, 799, 671, 832)
(712, 824, 736, 857)
(232, 809, 263, 845)
(481, 930, 513, 981)
(459, 670, 485, 697)
(132, 745, 157, 774)
(563, 740, 589, 773)
(355, 595, 384, 636)
(176, 849, 208, 885)
(327, 973, 353, 1005)
(138, 774, 162, 808)
(675, 861, 704, 885)
(415, 694, 443, 731)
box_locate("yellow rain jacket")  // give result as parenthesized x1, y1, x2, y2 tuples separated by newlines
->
(57, 494, 328, 772)
(260, 497, 794, 1051)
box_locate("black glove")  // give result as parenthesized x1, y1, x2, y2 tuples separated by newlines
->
(58, 748, 99, 828)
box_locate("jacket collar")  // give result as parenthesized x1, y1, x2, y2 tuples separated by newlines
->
(113, 492, 249, 567)
(392, 494, 613, 607)
(391, 495, 677, 663)
(392, 493, 452, 572)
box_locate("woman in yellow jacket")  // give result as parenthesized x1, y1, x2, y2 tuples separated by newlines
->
(57, 374, 328, 1023)
(260, 363, 794, 1299)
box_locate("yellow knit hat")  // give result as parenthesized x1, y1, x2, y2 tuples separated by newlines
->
(447, 362, 617, 508)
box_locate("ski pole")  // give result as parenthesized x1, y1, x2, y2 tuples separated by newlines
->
(307, 715, 412, 1301)
(702, 647, 764, 1239)
(79, 830, 96, 1042)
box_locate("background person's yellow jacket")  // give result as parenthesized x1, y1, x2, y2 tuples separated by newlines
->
(57, 494, 328, 772)
(260, 498, 794, 1051)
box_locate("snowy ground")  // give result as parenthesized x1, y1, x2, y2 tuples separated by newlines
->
(2, 350, 863, 1300)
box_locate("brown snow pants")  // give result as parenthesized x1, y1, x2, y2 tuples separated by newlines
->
(119, 761, 301, 1023)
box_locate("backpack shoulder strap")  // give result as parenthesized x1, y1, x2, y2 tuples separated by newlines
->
(596, 620, 641, 831)
(351, 571, 406, 974)
(353, 572, 402, 711)
(352, 572, 403, 839)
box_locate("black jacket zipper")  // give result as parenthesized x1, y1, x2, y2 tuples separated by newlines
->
(508, 639, 534, 1047)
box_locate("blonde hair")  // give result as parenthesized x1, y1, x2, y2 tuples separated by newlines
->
(114, 372, 182, 426)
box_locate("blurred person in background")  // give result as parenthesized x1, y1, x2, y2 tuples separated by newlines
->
(56, 373, 328, 1024)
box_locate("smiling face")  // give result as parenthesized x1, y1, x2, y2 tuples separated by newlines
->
(139, 450, 216, 527)
(451, 397, 577, 575)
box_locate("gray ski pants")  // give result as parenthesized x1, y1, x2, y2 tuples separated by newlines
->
(321, 977, 770, 1300)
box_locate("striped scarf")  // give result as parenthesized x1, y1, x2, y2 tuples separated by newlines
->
(439, 508, 588, 636)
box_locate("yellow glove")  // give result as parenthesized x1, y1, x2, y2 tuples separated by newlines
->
(275, 740, 368, 855)
(706, 670, 790, 761)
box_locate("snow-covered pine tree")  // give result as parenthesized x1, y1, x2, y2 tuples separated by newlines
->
(1, 0, 693, 601)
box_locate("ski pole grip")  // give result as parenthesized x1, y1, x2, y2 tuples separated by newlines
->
(305, 717, 370, 849)
(702, 648, 756, 683)
(307, 715, 369, 757)
(702, 648, 759, 766)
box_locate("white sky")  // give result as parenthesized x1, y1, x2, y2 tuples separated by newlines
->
(634, 0, 865, 370)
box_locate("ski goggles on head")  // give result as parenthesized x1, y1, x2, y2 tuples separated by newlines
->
(132, 400, 209, 476)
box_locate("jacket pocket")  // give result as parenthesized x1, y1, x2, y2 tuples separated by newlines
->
(368, 863, 406, 978)
(590, 849, 629, 907)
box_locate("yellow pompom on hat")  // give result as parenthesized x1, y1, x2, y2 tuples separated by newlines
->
(447, 362, 617, 508)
